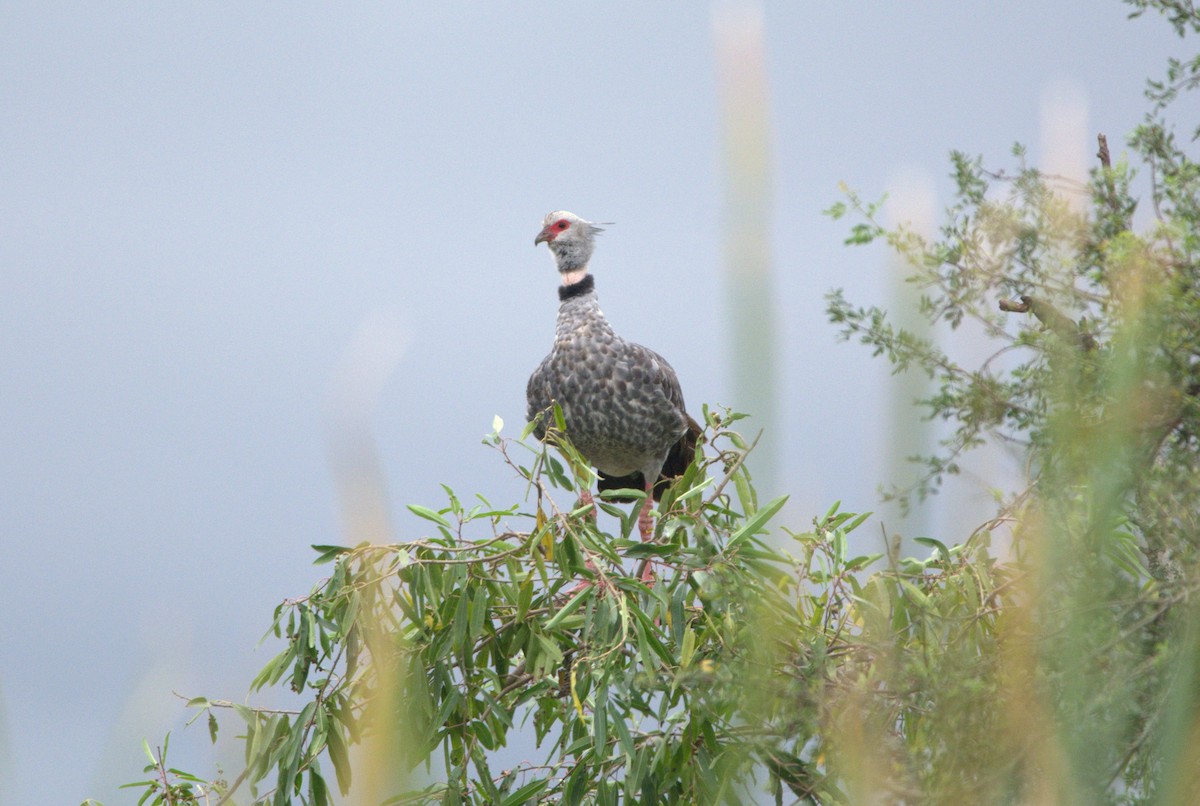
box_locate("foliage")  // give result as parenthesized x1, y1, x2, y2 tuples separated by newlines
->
(103, 408, 865, 805)
(97, 2, 1200, 804)
(819, 0, 1200, 800)
(102, 407, 1043, 805)
(825, 6, 1200, 542)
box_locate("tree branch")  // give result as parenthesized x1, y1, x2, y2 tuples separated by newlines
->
(999, 294, 1097, 351)
(1096, 133, 1126, 225)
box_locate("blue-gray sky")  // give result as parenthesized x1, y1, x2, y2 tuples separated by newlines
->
(0, 2, 1181, 802)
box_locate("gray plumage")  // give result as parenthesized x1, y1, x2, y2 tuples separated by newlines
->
(527, 211, 699, 502)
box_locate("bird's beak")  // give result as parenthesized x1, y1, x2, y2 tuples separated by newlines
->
(534, 227, 553, 246)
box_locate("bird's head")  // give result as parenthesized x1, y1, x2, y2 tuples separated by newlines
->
(535, 211, 606, 276)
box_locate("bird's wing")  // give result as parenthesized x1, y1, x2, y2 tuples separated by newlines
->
(525, 357, 553, 441)
(621, 341, 690, 427)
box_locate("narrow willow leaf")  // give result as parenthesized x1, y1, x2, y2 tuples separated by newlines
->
(913, 536, 951, 564)
(469, 586, 488, 639)
(593, 685, 609, 764)
(899, 579, 931, 609)
(622, 541, 676, 559)
(675, 475, 716, 502)
(407, 504, 451, 527)
(680, 627, 697, 669)
(611, 707, 636, 761)
(310, 544, 351, 565)
(670, 583, 687, 643)
(844, 510, 871, 533)
(727, 495, 789, 550)
(472, 743, 500, 801)
(545, 586, 594, 631)
(570, 667, 584, 719)
(822, 500, 842, 521)
(308, 766, 330, 806)
(845, 553, 884, 571)
(732, 470, 755, 514)
(451, 591, 470, 651)
(564, 765, 588, 806)
(517, 579, 534, 622)
(831, 528, 846, 564)
(501, 779, 549, 806)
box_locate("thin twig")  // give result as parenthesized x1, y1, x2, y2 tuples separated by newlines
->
(156, 744, 176, 806)
(703, 429, 763, 507)
(172, 691, 303, 716)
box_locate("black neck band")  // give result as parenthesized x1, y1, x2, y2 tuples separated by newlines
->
(558, 274, 595, 301)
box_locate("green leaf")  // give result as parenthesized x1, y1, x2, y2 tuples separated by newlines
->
(845, 553, 884, 572)
(501, 779, 549, 806)
(822, 500, 842, 521)
(824, 200, 847, 219)
(727, 495, 789, 550)
(899, 580, 930, 609)
(913, 536, 952, 564)
(451, 590, 470, 652)
(407, 504, 451, 527)
(545, 586, 595, 631)
(324, 714, 350, 796)
(472, 743, 500, 801)
(593, 685, 609, 764)
(516, 578, 534, 622)
(680, 627, 697, 669)
(308, 766, 330, 806)
(310, 544, 351, 565)
(118, 779, 155, 789)
(611, 708, 636, 760)
(843, 511, 872, 533)
(520, 416, 541, 440)
(469, 586, 488, 639)
(621, 541, 676, 559)
(631, 608, 674, 669)
(564, 764, 589, 806)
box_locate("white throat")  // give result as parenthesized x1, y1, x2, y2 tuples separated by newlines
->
(560, 269, 589, 286)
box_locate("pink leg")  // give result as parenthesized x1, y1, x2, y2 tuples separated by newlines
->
(564, 489, 603, 595)
(637, 482, 654, 541)
(578, 488, 596, 520)
(638, 481, 656, 584)
(565, 563, 598, 595)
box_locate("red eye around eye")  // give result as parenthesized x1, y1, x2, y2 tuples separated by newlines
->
(556, 220, 569, 230)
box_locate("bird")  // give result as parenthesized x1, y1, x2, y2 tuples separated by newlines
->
(526, 210, 701, 554)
